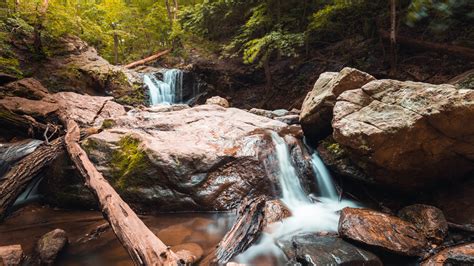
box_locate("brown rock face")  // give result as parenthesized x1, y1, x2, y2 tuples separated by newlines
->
(300, 68, 375, 141)
(205, 96, 230, 108)
(35, 229, 68, 265)
(398, 204, 448, 245)
(2, 78, 49, 100)
(338, 208, 427, 257)
(262, 199, 291, 231)
(332, 79, 474, 190)
(421, 243, 474, 265)
(57, 105, 293, 211)
(0, 245, 23, 266)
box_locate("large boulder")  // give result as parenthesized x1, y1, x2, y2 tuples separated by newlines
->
(28, 36, 144, 106)
(2, 78, 49, 100)
(398, 204, 448, 245)
(332, 79, 474, 190)
(300, 68, 375, 141)
(338, 208, 428, 257)
(48, 105, 298, 211)
(277, 234, 382, 265)
(421, 243, 474, 265)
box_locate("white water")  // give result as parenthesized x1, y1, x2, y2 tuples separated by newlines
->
(236, 132, 356, 264)
(145, 69, 183, 105)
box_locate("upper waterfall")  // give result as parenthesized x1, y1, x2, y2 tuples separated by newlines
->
(145, 69, 184, 105)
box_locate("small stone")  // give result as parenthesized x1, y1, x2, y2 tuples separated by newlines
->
(205, 96, 229, 108)
(0, 245, 24, 266)
(35, 229, 68, 265)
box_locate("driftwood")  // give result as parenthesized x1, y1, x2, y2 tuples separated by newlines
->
(379, 30, 474, 60)
(124, 50, 171, 69)
(64, 119, 182, 266)
(0, 106, 53, 139)
(201, 196, 267, 265)
(0, 137, 63, 221)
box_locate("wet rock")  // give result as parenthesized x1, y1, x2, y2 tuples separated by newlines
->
(145, 104, 190, 113)
(316, 137, 371, 183)
(0, 245, 24, 266)
(398, 204, 448, 245)
(277, 234, 382, 265)
(332, 79, 474, 190)
(272, 109, 289, 117)
(3, 78, 49, 100)
(156, 224, 193, 246)
(421, 243, 474, 265)
(274, 115, 299, 125)
(248, 108, 274, 118)
(172, 243, 204, 264)
(338, 207, 427, 256)
(35, 229, 68, 265)
(47, 105, 291, 211)
(262, 199, 291, 231)
(300, 68, 375, 141)
(205, 96, 229, 108)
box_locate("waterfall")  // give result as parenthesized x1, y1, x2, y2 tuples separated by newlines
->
(236, 132, 357, 264)
(271, 132, 310, 208)
(145, 69, 183, 106)
(311, 153, 338, 199)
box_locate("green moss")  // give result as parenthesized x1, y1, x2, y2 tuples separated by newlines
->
(111, 135, 153, 189)
(321, 138, 346, 157)
(101, 119, 116, 130)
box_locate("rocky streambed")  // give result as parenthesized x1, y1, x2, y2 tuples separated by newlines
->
(0, 65, 473, 265)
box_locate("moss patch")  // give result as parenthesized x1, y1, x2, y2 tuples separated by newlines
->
(101, 119, 116, 130)
(111, 135, 153, 189)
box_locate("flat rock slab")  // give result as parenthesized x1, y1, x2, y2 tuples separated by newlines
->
(277, 234, 382, 265)
(338, 207, 427, 257)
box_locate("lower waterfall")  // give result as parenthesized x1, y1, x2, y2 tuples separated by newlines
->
(145, 69, 184, 105)
(236, 132, 357, 263)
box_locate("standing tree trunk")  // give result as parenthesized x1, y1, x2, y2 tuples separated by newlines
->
(111, 23, 119, 65)
(165, 0, 173, 26)
(263, 57, 273, 92)
(389, 0, 397, 75)
(33, 0, 49, 56)
(172, 0, 179, 20)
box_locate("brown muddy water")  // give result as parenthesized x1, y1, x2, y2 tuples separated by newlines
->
(0, 204, 235, 265)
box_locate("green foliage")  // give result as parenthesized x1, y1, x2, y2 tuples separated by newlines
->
(406, 0, 474, 33)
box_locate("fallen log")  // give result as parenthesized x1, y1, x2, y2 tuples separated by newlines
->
(124, 50, 171, 69)
(201, 196, 267, 265)
(379, 30, 474, 60)
(64, 119, 182, 266)
(0, 106, 53, 139)
(0, 137, 63, 221)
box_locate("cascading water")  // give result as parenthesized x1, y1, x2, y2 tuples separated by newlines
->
(236, 132, 357, 264)
(145, 69, 184, 105)
(311, 153, 338, 199)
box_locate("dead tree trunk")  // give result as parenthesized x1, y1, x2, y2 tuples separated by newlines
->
(0, 106, 53, 139)
(0, 137, 63, 221)
(64, 120, 182, 266)
(389, 0, 397, 75)
(201, 196, 267, 265)
(124, 50, 171, 69)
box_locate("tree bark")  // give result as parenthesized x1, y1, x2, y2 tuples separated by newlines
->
(0, 137, 63, 221)
(379, 30, 474, 61)
(201, 196, 267, 265)
(124, 50, 171, 69)
(33, 0, 49, 55)
(389, 0, 397, 75)
(165, 0, 173, 25)
(64, 120, 183, 266)
(0, 106, 54, 139)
